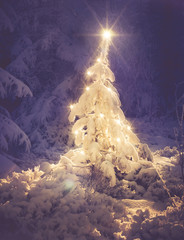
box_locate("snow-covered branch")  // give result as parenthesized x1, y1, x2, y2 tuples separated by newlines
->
(0, 113, 31, 152)
(0, 68, 32, 99)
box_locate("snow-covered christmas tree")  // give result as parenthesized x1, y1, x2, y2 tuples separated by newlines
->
(69, 29, 142, 186)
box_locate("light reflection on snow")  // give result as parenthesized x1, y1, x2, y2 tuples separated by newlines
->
(63, 179, 75, 192)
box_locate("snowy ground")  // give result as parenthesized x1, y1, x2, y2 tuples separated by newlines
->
(0, 117, 184, 240)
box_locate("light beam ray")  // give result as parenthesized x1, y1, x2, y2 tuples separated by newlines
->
(111, 1, 131, 30)
(83, 0, 104, 31)
(106, 0, 109, 29)
(111, 41, 130, 71)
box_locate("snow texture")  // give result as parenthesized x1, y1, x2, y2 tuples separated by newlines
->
(0, 143, 183, 240)
(0, 68, 32, 99)
(0, 113, 31, 153)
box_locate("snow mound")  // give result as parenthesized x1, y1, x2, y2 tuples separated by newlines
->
(155, 146, 179, 158)
(126, 197, 184, 240)
(0, 147, 183, 240)
(0, 156, 127, 240)
(92, 158, 169, 202)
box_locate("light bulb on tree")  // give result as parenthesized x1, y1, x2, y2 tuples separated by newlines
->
(81, 150, 85, 155)
(127, 126, 131, 131)
(117, 138, 120, 142)
(116, 119, 121, 125)
(87, 71, 92, 76)
(107, 87, 112, 92)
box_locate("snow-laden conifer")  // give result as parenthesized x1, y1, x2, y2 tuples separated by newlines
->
(69, 30, 140, 186)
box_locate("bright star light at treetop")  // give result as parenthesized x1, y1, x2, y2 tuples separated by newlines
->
(102, 29, 113, 40)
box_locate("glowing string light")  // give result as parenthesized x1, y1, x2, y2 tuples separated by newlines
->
(107, 87, 112, 92)
(97, 58, 101, 62)
(117, 138, 120, 142)
(87, 71, 92, 76)
(116, 119, 121, 125)
(86, 87, 90, 91)
(127, 126, 131, 131)
(70, 105, 74, 109)
(75, 130, 78, 135)
(100, 113, 104, 118)
(81, 150, 85, 155)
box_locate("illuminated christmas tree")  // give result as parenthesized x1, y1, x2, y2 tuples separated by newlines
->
(69, 30, 140, 186)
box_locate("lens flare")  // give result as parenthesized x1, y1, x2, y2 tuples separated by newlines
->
(103, 30, 112, 40)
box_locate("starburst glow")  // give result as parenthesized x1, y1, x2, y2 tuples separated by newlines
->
(86, 87, 90, 91)
(87, 71, 92, 76)
(102, 30, 112, 40)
